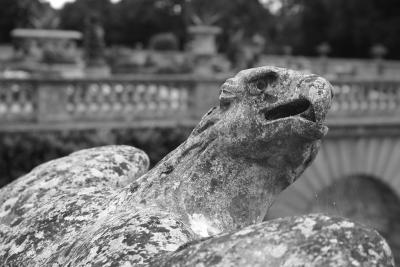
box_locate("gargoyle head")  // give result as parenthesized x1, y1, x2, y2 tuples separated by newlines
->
(142, 66, 333, 234)
(193, 66, 333, 164)
(175, 66, 334, 232)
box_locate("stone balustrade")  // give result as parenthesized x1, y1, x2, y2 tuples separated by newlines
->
(1, 75, 400, 131)
(331, 80, 400, 117)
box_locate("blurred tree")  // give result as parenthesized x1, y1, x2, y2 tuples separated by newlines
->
(277, 0, 400, 59)
(84, 13, 107, 66)
(149, 32, 179, 51)
(60, 0, 185, 47)
(187, 0, 274, 51)
(58, 0, 274, 52)
(2, 0, 400, 59)
(59, 0, 115, 42)
(0, 0, 19, 43)
(16, 0, 59, 29)
(112, 0, 185, 46)
(0, 0, 57, 43)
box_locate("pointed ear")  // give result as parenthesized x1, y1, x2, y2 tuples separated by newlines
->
(219, 88, 236, 108)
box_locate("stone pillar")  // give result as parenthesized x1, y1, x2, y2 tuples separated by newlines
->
(37, 82, 70, 122)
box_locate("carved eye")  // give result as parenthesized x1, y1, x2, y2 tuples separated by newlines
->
(249, 80, 267, 95)
(256, 80, 267, 90)
(219, 88, 236, 110)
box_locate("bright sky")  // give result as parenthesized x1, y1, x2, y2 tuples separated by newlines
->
(44, 0, 282, 13)
(44, 0, 120, 9)
(45, 0, 282, 12)
(44, 0, 74, 9)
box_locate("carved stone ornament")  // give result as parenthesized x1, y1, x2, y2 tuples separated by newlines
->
(0, 66, 394, 266)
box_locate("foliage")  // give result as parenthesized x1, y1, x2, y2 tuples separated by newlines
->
(187, 0, 274, 55)
(0, 127, 192, 188)
(59, 0, 185, 47)
(277, 0, 400, 59)
(2, 0, 400, 58)
(0, 0, 58, 43)
(57, 0, 273, 53)
(41, 49, 77, 64)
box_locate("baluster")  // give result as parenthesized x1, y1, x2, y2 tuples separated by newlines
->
(158, 84, 168, 111)
(94, 83, 104, 114)
(348, 83, 357, 112)
(339, 84, 346, 112)
(75, 84, 85, 114)
(4, 84, 13, 117)
(379, 84, 387, 111)
(82, 83, 90, 115)
(352, 83, 361, 112)
(337, 84, 345, 112)
(384, 84, 393, 112)
(388, 82, 397, 111)
(360, 82, 368, 112)
(136, 83, 143, 112)
(18, 84, 28, 115)
(114, 83, 124, 113)
(365, 83, 373, 112)
(148, 83, 157, 110)
(87, 82, 99, 114)
(154, 83, 161, 113)
(170, 86, 179, 110)
(343, 84, 351, 111)
(0, 83, 6, 115)
(1, 83, 10, 117)
(101, 83, 112, 113)
(330, 84, 339, 112)
(90, 83, 99, 115)
(142, 83, 149, 111)
(175, 84, 182, 111)
(66, 85, 75, 113)
(119, 83, 128, 114)
(396, 83, 400, 112)
(124, 84, 134, 113)
(180, 84, 189, 111)
(20, 83, 31, 115)
(10, 84, 20, 114)
(370, 83, 380, 111)
(26, 84, 34, 115)
(108, 83, 115, 113)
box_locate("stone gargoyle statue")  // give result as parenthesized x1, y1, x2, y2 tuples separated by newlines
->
(0, 67, 394, 266)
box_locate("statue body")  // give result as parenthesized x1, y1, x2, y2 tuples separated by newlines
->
(84, 14, 106, 67)
(0, 67, 394, 266)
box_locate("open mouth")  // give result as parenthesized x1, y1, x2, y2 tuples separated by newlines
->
(263, 98, 316, 122)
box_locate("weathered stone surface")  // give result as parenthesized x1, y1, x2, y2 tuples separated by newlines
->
(153, 214, 394, 267)
(0, 66, 389, 266)
(0, 145, 149, 265)
(308, 174, 400, 264)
